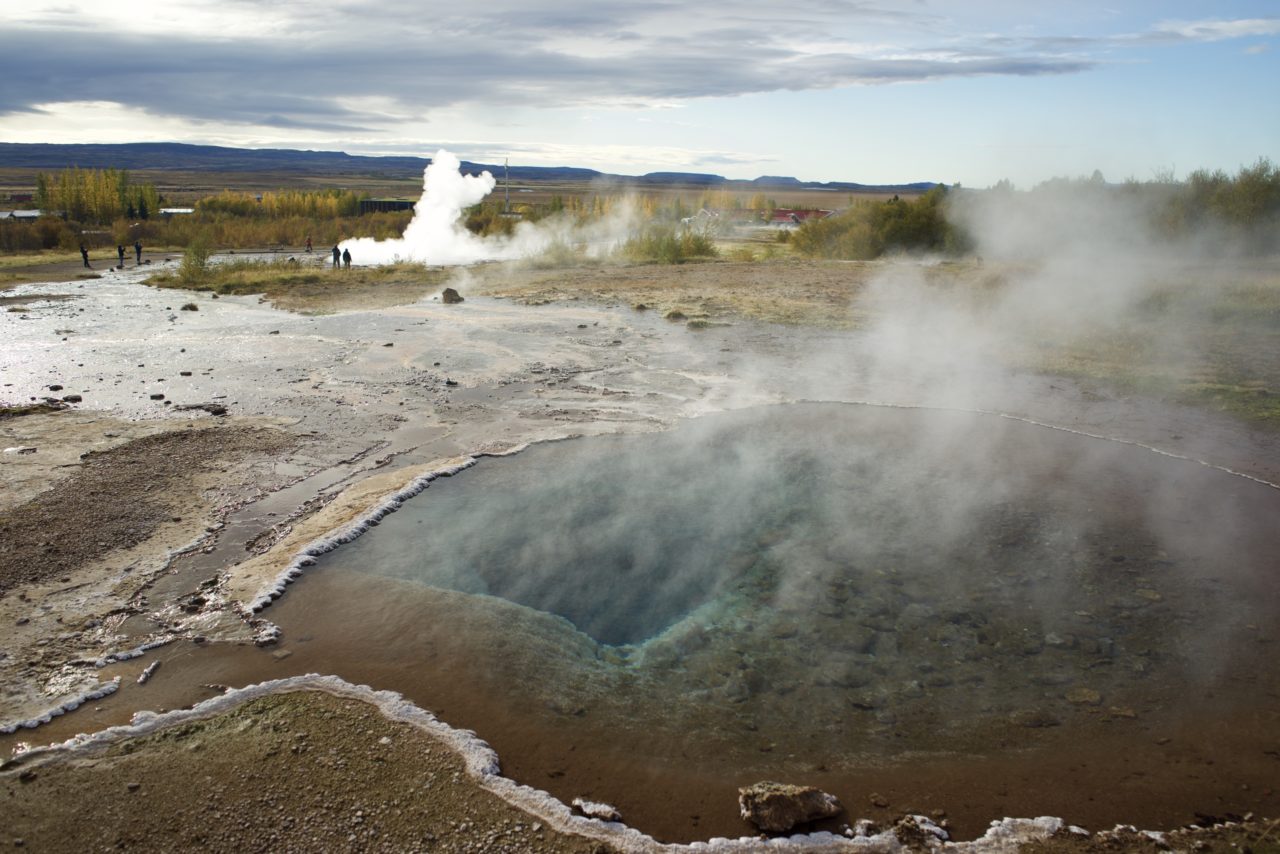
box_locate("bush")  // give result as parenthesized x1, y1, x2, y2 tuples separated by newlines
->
(791, 187, 969, 260)
(621, 226, 718, 263)
(179, 235, 212, 285)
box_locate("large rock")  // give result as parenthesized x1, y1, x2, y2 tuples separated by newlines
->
(440, 287, 464, 304)
(738, 781, 842, 833)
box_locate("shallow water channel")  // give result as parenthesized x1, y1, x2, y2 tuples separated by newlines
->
(252, 402, 1280, 840)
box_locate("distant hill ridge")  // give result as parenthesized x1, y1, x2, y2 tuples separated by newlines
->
(0, 142, 937, 193)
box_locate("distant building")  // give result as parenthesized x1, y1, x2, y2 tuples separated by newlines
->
(158, 207, 195, 217)
(0, 210, 45, 222)
(768, 209, 835, 227)
(359, 198, 417, 214)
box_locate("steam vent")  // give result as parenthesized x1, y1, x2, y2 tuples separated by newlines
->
(271, 402, 1280, 841)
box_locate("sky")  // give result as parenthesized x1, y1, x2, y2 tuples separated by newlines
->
(0, 1, 1276, 186)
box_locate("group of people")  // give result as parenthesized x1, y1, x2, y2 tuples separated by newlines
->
(80, 240, 142, 269)
(304, 235, 351, 268)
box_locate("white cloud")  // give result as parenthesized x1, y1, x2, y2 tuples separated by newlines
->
(1152, 17, 1280, 42)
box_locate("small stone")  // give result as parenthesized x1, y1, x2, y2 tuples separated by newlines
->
(149, 393, 165, 401)
(571, 797, 622, 822)
(441, 287, 464, 304)
(1065, 687, 1103, 706)
(870, 793, 890, 808)
(1136, 589, 1162, 602)
(127, 782, 141, 792)
(1010, 708, 1062, 728)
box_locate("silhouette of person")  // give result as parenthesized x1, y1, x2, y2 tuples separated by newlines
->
(134, 240, 142, 264)
(342, 248, 351, 268)
(80, 243, 91, 268)
(332, 245, 341, 268)
(117, 244, 125, 266)
(305, 235, 313, 253)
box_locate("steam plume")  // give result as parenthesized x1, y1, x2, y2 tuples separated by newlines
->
(340, 149, 523, 265)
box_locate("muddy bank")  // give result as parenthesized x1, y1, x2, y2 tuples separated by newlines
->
(4, 678, 1272, 852)
(3, 684, 618, 853)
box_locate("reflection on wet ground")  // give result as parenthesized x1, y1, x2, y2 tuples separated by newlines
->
(272, 403, 1279, 840)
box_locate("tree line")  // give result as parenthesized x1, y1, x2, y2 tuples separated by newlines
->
(35, 167, 161, 223)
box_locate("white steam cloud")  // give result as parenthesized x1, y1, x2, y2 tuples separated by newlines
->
(339, 148, 637, 267)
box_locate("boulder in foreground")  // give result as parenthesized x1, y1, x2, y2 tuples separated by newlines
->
(738, 780, 842, 833)
(441, 287, 464, 304)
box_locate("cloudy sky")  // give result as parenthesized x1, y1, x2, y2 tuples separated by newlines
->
(1, 1, 1276, 185)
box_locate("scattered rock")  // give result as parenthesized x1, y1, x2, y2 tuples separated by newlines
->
(149, 393, 165, 401)
(1065, 687, 1103, 706)
(137, 661, 161, 685)
(738, 781, 842, 833)
(1010, 708, 1062, 728)
(180, 303, 198, 311)
(441, 287, 464, 304)
(61, 394, 82, 403)
(174, 402, 228, 416)
(48, 384, 63, 391)
(571, 797, 621, 822)
(869, 792, 891, 808)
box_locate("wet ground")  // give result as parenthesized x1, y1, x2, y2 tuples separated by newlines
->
(2, 258, 1278, 846)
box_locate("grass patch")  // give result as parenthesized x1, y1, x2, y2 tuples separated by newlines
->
(145, 258, 448, 314)
(621, 226, 718, 264)
(0, 401, 68, 419)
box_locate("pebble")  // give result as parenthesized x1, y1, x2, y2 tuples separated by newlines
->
(1065, 687, 1103, 706)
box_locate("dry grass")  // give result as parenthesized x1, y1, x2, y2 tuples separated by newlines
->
(145, 258, 450, 314)
(485, 258, 876, 329)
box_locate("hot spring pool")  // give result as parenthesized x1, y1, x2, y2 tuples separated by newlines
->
(271, 402, 1280, 840)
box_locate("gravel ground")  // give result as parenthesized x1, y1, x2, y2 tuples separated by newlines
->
(2, 689, 616, 853)
(0, 423, 294, 593)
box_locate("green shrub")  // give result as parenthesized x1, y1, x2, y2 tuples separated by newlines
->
(621, 226, 718, 263)
(791, 187, 969, 260)
(179, 234, 212, 284)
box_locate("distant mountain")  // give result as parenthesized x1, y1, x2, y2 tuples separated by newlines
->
(0, 142, 938, 193)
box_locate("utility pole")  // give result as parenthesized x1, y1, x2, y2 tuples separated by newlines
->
(504, 158, 510, 214)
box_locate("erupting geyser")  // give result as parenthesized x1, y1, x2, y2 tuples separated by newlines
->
(339, 149, 548, 266)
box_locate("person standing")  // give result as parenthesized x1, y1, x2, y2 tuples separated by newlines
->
(342, 247, 352, 268)
(80, 243, 91, 269)
(134, 240, 143, 264)
(117, 244, 126, 267)
(305, 235, 313, 253)
(332, 245, 341, 268)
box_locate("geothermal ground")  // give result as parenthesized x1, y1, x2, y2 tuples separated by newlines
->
(2, 252, 1279, 852)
